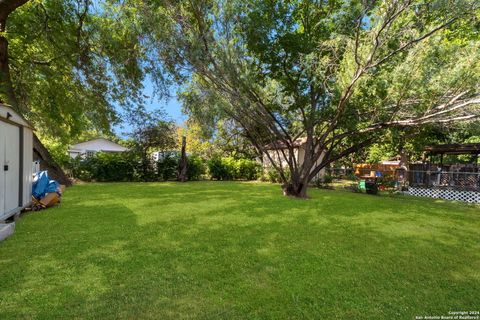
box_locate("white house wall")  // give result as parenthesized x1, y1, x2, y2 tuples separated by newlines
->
(263, 145, 326, 181)
(297, 146, 326, 181)
(263, 148, 299, 169)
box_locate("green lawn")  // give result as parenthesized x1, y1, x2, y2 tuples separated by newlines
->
(0, 182, 479, 319)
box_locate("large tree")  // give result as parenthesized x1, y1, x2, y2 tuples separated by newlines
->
(140, 0, 480, 197)
(1, 0, 164, 183)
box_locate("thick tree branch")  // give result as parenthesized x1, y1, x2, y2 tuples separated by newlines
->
(0, 0, 30, 21)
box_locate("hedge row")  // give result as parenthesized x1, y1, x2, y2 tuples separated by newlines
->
(68, 152, 205, 182)
(68, 153, 261, 182)
(207, 157, 261, 180)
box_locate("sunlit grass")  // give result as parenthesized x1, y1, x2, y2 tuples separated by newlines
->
(0, 181, 478, 319)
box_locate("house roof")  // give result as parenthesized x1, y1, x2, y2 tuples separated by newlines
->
(69, 138, 128, 152)
(424, 143, 480, 155)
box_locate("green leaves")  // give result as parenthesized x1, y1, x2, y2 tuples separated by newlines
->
(6, 0, 166, 144)
(141, 0, 479, 144)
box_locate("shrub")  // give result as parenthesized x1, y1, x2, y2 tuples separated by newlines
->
(322, 174, 334, 184)
(235, 158, 261, 180)
(48, 143, 71, 168)
(96, 152, 135, 181)
(187, 155, 206, 180)
(260, 167, 289, 183)
(135, 156, 158, 182)
(70, 153, 257, 182)
(208, 157, 230, 180)
(345, 172, 357, 181)
(207, 157, 260, 180)
(69, 156, 94, 181)
(265, 168, 281, 183)
(69, 152, 137, 182)
(313, 174, 335, 189)
(157, 154, 178, 181)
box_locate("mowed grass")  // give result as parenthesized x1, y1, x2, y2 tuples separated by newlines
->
(0, 182, 479, 319)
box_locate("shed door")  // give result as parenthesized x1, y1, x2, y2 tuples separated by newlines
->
(2, 122, 20, 214)
(0, 123, 4, 215)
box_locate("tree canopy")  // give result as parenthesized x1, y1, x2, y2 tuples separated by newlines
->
(137, 0, 480, 197)
(1, 0, 168, 141)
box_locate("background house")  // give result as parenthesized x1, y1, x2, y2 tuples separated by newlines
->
(262, 138, 326, 181)
(68, 138, 128, 158)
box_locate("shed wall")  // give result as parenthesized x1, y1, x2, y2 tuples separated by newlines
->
(0, 104, 33, 219)
(22, 128, 33, 207)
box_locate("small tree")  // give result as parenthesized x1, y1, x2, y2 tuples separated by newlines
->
(131, 118, 177, 180)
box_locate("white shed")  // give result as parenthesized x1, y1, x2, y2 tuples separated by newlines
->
(0, 104, 33, 221)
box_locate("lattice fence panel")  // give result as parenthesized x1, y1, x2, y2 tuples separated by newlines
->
(408, 187, 480, 204)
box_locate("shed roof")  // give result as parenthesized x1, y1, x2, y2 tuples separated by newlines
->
(424, 143, 480, 155)
(0, 103, 34, 129)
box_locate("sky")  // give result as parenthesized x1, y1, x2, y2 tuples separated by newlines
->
(113, 78, 187, 137)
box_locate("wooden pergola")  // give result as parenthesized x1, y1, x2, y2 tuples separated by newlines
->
(423, 143, 480, 164)
(408, 143, 480, 192)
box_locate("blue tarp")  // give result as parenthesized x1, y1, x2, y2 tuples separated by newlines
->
(32, 171, 60, 199)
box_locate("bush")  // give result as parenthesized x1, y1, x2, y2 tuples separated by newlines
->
(260, 167, 291, 183)
(235, 158, 261, 180)
(322, 174, 334, 184)
(69, 152, 136, 182)
(345, 172, 357, 181)
(262, 168, 281, 183)
(208, 157, 230, 180)
(48, 144, 71, 168)
(136, 157, 158, 182)
(207, 157, 260, 180)
(157, 154, 178, 181)
(70, 153, 257, 182)
(187, 155, 206, 180)
(68, 156, 93, 181)
(208, 157, 235, 180)
(313, 174, 335, 189)
(98, 152, 136, 181)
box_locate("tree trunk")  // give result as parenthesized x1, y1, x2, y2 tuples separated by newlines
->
(399, 148, 408, 168)
(282, 182, 308, 198)
(282, 175, 309, 198)
(0, 18, 17, 105)
(177, 136, 187, 182)
(1, 12, 71, 186)
(0, 0, 30, 103)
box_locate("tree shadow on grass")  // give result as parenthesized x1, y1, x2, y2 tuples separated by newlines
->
(0, 182, 479, 319)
